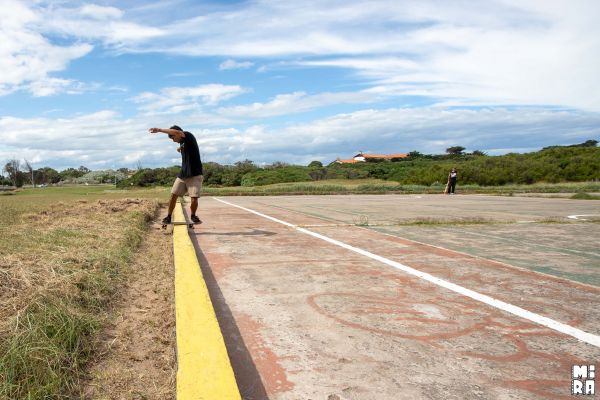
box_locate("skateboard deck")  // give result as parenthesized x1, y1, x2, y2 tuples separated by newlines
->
(161, 219, 202, 234)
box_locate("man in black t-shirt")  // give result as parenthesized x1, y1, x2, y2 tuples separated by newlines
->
(149, 125, 203, 224)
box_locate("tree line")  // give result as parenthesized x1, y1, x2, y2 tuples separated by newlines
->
(0, 161, 131, 187)
(4, 140, 598, 188)
(115, 140, 599, 188)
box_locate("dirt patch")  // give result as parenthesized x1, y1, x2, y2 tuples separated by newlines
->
(81, 208, 176, 399)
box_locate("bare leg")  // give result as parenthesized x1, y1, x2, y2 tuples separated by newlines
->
(190, 197, 198, 216)
(167, 193, 178, 216)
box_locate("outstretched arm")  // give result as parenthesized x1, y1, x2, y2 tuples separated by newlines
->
(148, 127, 186, 139)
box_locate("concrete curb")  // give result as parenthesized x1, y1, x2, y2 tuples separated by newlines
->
(173, 203, 241, 399)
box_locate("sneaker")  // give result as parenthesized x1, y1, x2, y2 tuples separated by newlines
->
(190, 215, 202, 224)
(162, 215, 172, 224)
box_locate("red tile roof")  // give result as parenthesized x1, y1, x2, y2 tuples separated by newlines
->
(355, 153, 408, 159)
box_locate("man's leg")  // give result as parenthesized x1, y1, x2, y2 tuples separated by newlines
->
(168, 193, 178, 215)
(165, 178, 186, 223)
(190, 197, 198, 216)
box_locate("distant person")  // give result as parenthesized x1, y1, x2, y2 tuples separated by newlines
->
(149, 125, 203, 224)
(447, 168, 458, 194)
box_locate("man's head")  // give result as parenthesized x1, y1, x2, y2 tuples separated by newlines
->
(168, 125, 184, 143)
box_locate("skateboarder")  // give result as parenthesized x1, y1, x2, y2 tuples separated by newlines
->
(149, 125, 203, 224)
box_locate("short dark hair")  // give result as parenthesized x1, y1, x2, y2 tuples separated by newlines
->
(170, 125, 183, 131)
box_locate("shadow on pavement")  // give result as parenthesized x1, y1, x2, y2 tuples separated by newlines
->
(189, 231, 269, 400)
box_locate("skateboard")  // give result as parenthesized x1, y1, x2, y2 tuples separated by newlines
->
(162, 221, 194, 229)
(161, 220, 202, 234)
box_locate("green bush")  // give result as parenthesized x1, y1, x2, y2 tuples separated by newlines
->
(241, 166, 311, 186)
(117, 166, 179, 188)
(115, 141, 600, 188)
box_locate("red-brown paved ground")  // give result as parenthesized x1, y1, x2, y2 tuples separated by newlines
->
(187, 194, 600, 400)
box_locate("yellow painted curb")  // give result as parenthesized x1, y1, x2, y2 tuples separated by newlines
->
(173, 204, 241, 400)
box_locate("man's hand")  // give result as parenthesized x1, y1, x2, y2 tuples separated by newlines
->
(148, 127, 161, 134)
(177, 147, 182, 153)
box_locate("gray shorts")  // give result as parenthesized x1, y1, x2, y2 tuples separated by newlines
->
(171, 175, 203, 197)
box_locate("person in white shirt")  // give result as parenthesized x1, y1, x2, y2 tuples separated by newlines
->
(447, 168, 458, 194)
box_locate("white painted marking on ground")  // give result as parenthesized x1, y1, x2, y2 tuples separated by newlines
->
(440, 226, 600, 258)
(213, 197, 600, 349)
(359, 226, 600, 290)
(568, 214, 599, 221)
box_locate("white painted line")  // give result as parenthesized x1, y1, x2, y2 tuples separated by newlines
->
(213, 197, 600, 349)
(359, 226, 600, 291)
(440, 226, 600, 258)
(568, 214, 599, 221)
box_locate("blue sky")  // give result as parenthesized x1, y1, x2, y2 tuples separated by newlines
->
(1, 0, 599, 170)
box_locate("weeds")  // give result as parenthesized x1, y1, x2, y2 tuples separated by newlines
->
(570, 192, 600, 200)
(394, 217, 500, 226)
(0, 189, 158, 399)
(0, 300, 96, 399)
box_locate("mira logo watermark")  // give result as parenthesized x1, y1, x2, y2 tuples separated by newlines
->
(572, 364, 595, 395)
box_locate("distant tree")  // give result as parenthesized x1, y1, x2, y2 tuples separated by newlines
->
(0, 174, 11, 186)
(446, 146, 466, 155)
(308, 160, 323, 168)
(268, 161, 289, 169)
(408, 151, 423, 158)
(34, 167, 60, 184)
(472, 150, 487, 156)
(220, 159, 259, 186)
(4, 159, 23, 187)
(234, 159, 258, 174)
(118, 167, 130, 174)
(78, 166, 90, 174)
(24, 160, 34, 187)
(59, 167, 86, 181)
(580, 139, 598, 147)
(308, 168, 327, 181)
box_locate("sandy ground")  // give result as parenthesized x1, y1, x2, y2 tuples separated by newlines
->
(82, 208, 176, 399)
(190, 194, 599, 400)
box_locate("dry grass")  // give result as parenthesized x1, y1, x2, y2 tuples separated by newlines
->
(81, 213, 176, 399)
(0, 191, 159, 399)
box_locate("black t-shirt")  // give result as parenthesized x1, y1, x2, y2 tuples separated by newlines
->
(178, 131, 203, 178)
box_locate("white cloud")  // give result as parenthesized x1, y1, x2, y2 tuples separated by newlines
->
(0, 1, 164, 97)
(219, 59, 254, 70)
(197, 106, 600, 164)
(0, 1, 93, 96)
(1, 0, 599, 172)
(79, 4, 124, 19)
(37, 3, 164, 45)
(3, 106, 597, 169)
(3, 0, 599, 110)
(120, 0, 600, 111)
(131, 84, 247, 114)
(217, 90, 380, 118)
(26, 77, 93, 97)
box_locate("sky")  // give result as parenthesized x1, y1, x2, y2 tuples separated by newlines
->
(0, 0, 599, 171)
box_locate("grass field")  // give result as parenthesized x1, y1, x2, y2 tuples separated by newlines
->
(0, 186, 169, 399)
